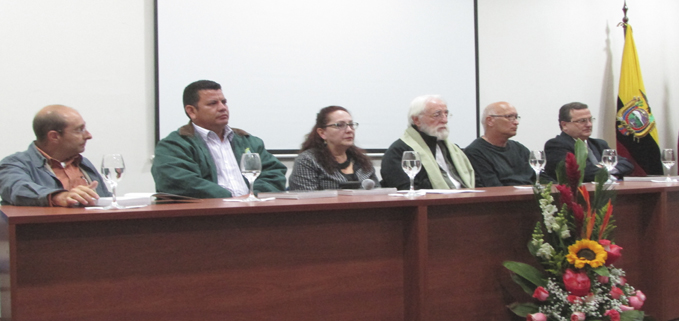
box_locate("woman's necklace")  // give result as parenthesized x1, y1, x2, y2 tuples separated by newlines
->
(338, 155, 352, 169)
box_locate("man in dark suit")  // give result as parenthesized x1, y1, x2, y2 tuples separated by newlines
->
(544, 102, 634, 182)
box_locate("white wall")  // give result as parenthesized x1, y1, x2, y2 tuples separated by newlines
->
(1, 0, 677, 196)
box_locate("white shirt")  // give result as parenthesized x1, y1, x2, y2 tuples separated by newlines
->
(192, 123, 250, 196)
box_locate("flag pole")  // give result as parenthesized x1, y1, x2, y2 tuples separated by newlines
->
(620, 1, 628, 35)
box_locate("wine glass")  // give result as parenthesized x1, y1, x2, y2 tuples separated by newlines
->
(601, 149, 618, 184)
(101, 154, 125, 209)
(240, 153, 262, 202)
(661, 149, 676, 182)
(529, 150, 545, 185)
(401, 151, 424, 197)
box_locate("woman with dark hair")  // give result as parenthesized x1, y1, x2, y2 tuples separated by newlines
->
(288, 106, 379, 190)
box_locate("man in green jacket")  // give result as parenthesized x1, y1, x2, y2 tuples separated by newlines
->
(152, 80, 287, 198)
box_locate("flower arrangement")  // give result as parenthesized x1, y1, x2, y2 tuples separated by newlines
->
(504, 140, 652, 321)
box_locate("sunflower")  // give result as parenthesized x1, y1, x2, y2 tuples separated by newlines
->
(566, 239, 607, 268)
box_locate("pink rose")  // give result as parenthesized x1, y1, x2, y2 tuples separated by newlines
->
(570, 311, 585, 321)
(563, 269, 591, 296)
(635, 290, 646, 301)
(619, 305, 635, 311)
(629, 290, 646, 310)
(604, 309, 620, 321)
(532, 286, 549, 301)
(527, 312, 547, 321)
(567, 295, 581, 304)
(597, 275, 609, 284)
(599, 240, 623, 265)
(629, 296, 643, 309)
(617, 277, 627, 286)
(610, 286, 623, 299)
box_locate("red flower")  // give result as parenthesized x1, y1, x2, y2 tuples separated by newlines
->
(610, 286, 623, 299)
(563, 268, 590, 296)
(567, 295, 582, 304)
(599, 240, 623, 265)
(571, 203, 585, 234)
(556, 184, 573, 209)
(527, 312, 547, 321)
(598, 200, 614, 239)
(565, 152, 581, 194)
(532, 286, 549, 301)
(604, 309, 620, 321)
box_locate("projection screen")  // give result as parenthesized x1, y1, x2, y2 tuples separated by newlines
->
(156, 0, 478, 152)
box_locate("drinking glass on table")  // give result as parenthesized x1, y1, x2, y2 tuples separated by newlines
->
(529, 150, 545, 185)
(661, 149, 676, 182)
(601, 149, 618, 184)
(401, 151, 424, 197)
(240, 153, 263, 202)
(101, 154, 125, 209)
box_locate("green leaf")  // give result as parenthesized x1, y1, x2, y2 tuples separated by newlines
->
(507, 302, 538, 317)
(503, 261, 547, 287)
(555, 161, 567, 185)
(620, 310, 645, 321)
(574, 139, 588, 183)
(592, 265, 610, 277)
(510, 273, 536, 295)
(594, 166, 610, 186)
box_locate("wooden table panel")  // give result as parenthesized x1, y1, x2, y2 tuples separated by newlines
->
(11, 208, 408, 321)
(664, 191, 679, 320)
(1, 183, 677, 321)
(427, 199, 538, 320)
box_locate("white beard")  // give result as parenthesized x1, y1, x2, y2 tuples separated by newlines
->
(418, 123, 449, 141)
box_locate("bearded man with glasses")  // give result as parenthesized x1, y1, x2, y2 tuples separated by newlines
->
(380, 95, 475, 190)
(544, 102, 633, 182)
(464, 101, 534, 187)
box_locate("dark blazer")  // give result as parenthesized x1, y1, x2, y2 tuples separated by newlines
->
(544, 132, 634, 182)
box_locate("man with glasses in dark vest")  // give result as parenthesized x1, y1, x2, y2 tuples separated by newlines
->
(544, 102, 633, 182)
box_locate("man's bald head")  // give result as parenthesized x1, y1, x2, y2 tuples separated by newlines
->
(482, 101, 514, 131)
(33, 105, 79, 143)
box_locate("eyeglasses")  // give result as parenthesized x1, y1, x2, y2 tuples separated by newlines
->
(569, 117, 595, 125)
(324, 122, 359, 130)
(490, 114, 521, 121)
(426, 110, 450, 119)
(57, 125, 88, 135)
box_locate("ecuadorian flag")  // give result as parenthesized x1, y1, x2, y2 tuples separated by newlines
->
(616, 24, 663, 176)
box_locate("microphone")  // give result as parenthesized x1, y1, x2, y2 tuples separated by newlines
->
(361, 179, 375, 190)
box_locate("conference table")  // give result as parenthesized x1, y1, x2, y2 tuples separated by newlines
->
(0, 182, 677, 321)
